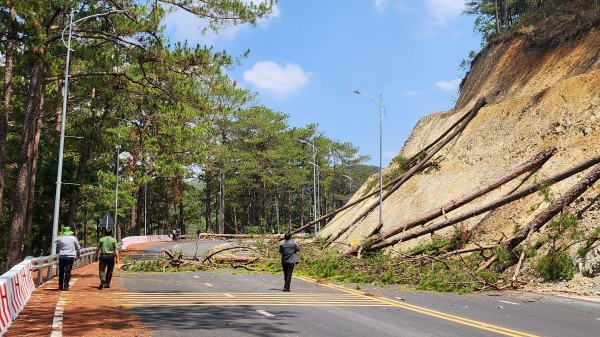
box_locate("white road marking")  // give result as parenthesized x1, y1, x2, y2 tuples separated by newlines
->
(204, 283, 213, 287)
(256, 310, 274, 317)
(50, 299, 65, 337)
(51, 278, 79, 337)
(193, 275, 200, 279)
(498, 300, 520, 306)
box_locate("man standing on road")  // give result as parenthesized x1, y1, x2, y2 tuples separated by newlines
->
(96, 228, 119, 289)
(279, 233, 300, 292)
(55, 227, 81, 291)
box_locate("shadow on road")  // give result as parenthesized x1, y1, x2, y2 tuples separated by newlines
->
(134, 305, 300, 336)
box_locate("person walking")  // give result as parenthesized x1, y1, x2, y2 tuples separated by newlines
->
(96, 228, 119, 289)
(279, 233, 300, 292)
(54, 227, 81, 291)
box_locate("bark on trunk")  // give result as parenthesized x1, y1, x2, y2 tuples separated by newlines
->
(204, 173, 212, 233)
(179, 197, 185, 234)
(133, 185, 144, 235)
(24, 91, 44, 256)
(5, 60, 45, 269)
(0, 7, 17, 222)
(219, 171, 225, 234)
(495, 0, 502, 34)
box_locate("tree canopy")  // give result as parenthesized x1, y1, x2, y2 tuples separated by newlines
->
(0, 0, 374, 270)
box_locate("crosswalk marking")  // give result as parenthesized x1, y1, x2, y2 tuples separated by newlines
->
(117, 292, 394, 307)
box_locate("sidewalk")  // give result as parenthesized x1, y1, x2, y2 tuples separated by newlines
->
(5, 261, 151, 336)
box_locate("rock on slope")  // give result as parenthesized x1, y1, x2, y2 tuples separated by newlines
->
(319, 13, 600, 268)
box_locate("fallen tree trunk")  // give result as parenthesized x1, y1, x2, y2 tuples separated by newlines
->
(406, 101, 484, 167)
(293, 162, 434, 234)
(346, 152, 600, 255)
(343, 145, 557, 255)
(480, 161, 600, 270)
(511, 227, 535, 287)
(202, 246, 263, 264)
(379, 146, 555, 237)
(505, 162, 600, 252)
(348, 97, 487, 228)
(318, 162, 434, 244)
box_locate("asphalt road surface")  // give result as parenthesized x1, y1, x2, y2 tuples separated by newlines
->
(118, 241, 600, 337)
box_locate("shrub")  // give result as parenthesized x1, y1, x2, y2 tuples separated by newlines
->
(534, 251, 576, 281)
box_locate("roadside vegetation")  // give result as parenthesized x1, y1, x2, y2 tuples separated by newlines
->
(121, 201, 598, 293)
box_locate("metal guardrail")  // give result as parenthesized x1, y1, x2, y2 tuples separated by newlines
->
(27, 247, 97, 287)
(178, 233, 283, 240)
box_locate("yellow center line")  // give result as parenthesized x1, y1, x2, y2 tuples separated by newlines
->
(294, 276, 540, 337)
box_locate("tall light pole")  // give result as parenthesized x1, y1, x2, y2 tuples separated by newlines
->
(51, 9, 125, 254)
(308, 161, 321, 231)
(351, 90, 387, 227)
(341, 174, 353, 195)
(114, 145, 120, 239)
(295, 138, 318, 232)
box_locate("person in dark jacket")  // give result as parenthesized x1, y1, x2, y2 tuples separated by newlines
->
(279, 233, 300, 292)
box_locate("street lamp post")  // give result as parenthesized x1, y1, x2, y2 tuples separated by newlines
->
(341, 174, 353, 195)
(351, 90, 387, 228)
(114, 145, 120, 239)
(295, 138, 319, 232)
(51, 9, 125, 254)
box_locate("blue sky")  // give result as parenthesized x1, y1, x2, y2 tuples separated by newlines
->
(163, 0, 481, 166)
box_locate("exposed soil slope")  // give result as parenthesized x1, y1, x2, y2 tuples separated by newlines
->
(319, 13, 600, 267)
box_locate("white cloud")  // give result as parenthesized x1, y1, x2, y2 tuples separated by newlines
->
(374, 0, 387, 13)
(436, 78, 462, 91)
(424, 0, 465, 26)
(243, 61, 311, 97)
(163, 2, 280, 46)
(375, 0, 410, 14)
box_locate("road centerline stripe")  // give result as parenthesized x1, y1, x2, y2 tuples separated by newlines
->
(256, 310, 274, 317)
(498, 300, 521, 306)
(293, 275, 539, 337)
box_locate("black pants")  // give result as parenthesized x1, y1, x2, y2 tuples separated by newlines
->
(58, 257, 75, 290)
(99, 253, 116, 286)
(282, 261, 296, 290)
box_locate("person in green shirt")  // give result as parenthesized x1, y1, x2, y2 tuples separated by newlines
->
(95, 228, 119, 289)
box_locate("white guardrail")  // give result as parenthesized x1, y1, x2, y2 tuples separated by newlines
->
(0, 235, 187, 334)
(0, 247, 97, 335)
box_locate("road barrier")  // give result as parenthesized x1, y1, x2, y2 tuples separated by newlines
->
(121, 235, 173, 250)
(0, 280, 9, 335)
(0, 260, 35, 335)
(29, 247, 97, 287)
(0, 247, 97, 335)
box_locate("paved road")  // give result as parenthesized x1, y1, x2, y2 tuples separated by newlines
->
(126, 239, 229, 261)
(118, 241, 600, 337)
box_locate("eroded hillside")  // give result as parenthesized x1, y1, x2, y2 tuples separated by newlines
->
(318, 12, 600, 279)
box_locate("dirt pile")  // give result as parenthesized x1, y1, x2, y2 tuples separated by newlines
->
(319, 13, 600, 282)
